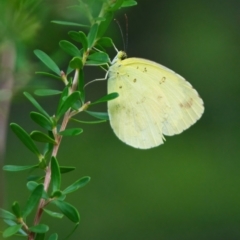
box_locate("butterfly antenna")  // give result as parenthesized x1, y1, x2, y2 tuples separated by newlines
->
(124, 14, 128, 52)
(114, 18, 126, 52)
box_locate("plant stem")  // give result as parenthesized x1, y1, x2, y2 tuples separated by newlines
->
(30, 64, 84, 239)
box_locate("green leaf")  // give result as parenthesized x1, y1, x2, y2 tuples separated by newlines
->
(26, 181, 38, 191)
(35, 72, 62, 81)
(68, 31, 88, 52)
(87, 24, 98, 48)
(23, 184, 44, 218)
(3, 220, 27, 236)
(3, 224, 23, 238)
(51, 190, 63, 198)
(24, 92, 50, 118)
(57, 91, 81, 119)
(69, 57, 83, 69)
(0, 209, 16, 221)
(48, 233, 58, 240)
(60, 166, 75, 174)
(121, 0, 137, 8)
(3, 164, 38, 172)
(110, 0, 124, 11)
(51, 20, 89, 28)
(34, 89, 62, 96)
(35, 233, 46, 240)
(71, 118, 107, 124)
(30, 112, 53, 131)
(26, 182, 48, 199)
(97, 37, 113, 48)
(59, 128, 83, 137)
(29, 224, 49, 233)
(91, 92, 119, 105)
(43, 209, 63, 219)
(53, 201, 80, 223)
(51, 157, 61, 192)
(86, 52, 110, 65)
(12, 202, 21, 219)
(56, 86, 69, 116)
(59, 40, 81, 57)
(97, 12, 114, 38)
(63, 176, 91, 195)
(30, 131, 56, 144)
(10, 123, 41, 157)
(34, 50, 61, 76)
(43, 142, 54, 159)
(3, 219, 27, 237)
(85, 111, 109, 120)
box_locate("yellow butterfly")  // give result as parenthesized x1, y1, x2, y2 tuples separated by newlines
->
(107, 51, 204, 149)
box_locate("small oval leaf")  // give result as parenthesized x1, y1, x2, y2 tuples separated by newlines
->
(71, 118, 107, 124)
(30, 131, 56, 144)
(85, 111, 109, 120)
(43, 209, 63, 219)
(87, 24, 98, 48)
(97, 37, 113, 48)
(53, 201, 80, 223)
(91, 92, 119, 105)
(35, 72, 62, 80)
(29, 224, 49, 233)
(26, 182, 48, 199)
(24, 92, 50, 118)
(3, 224, 23, 238)
(0, 209, 16, 221)
(48, 233, 58, 240)
(69, 57, 83, 69)
(97, 12, 114, 38)
(57, 91, 81, 119)
(34, 89, 62, 96)
(86, 52, 110, 65)
(30, 112, 53, 131)
(34, 50, 61, 76)
(51, 20, 89, 28)
(51, 157, 61, 192)
(121, 0, 137, 8)
(59, 166, 75, 174)
(63, 176, 91, 195)
(12, 202, 21, 218)
(3, 164, 38, 172)
(59, 40, 81, 57)
(10, 123, 41, 157)
(59, 128, 83, 136)
(23, 184, 44, 218)
(68, 31, 88, 51)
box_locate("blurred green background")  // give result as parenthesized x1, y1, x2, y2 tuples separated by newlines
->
(1, 0, 240, 239)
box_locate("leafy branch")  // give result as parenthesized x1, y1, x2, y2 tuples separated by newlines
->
(1, 0, 137, 239)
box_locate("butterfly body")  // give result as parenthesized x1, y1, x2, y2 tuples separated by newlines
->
(107, 51, 204, 149)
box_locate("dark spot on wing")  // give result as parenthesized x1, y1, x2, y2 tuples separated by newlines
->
(179, 98, 194, 109)
(119, 86, 122, 89)
(159, 77, 166, 84)
(133, 78, 137, 82)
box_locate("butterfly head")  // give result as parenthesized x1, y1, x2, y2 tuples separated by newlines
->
(111, 51, 127, 65)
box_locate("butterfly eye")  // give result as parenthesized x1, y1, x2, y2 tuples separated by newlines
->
(118, 51, 127, 60)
